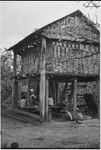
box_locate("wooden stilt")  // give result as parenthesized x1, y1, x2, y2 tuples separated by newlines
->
(73, 79, 77, 114)
(55, 82, 58, 104)
(27, 77, 30, 106)
(45, 78, 49, 121)
(12, 52, 18, 110)
(53, 81, 57, 103)
(96, 79, 100, 118)
(40, 37, 46, 122)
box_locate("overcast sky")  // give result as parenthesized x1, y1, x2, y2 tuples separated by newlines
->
(0, 1, 100, 50)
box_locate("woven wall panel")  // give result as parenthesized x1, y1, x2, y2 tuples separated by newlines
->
(46, 40, 99, 74)
(77, 81, 98, 96)
(21, 50, 40, 76)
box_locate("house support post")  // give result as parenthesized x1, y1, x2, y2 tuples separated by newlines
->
(53, 82, 59, 103)
(40, 37, 46, 122)
(27, 77, 30, 106)
(45, 77, 49, 121)
(12, 52, 18, 110)
(96, 79, 100, 118)
(55, 82, 58, 104)
(73, 79, 77, 115)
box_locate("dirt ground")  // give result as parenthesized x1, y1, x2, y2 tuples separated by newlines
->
(1, 112, 100, 149)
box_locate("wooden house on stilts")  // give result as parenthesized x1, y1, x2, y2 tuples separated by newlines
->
(8, 10, 100, 122)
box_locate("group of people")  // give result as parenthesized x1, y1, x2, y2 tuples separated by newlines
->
(19, 89, 54, 108)
(19, 89, 37, 108)
(19, 91, 83, 123)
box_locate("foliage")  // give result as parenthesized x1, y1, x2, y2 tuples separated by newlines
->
(1, 51, 13, 102)
(1, 50, 21, 108)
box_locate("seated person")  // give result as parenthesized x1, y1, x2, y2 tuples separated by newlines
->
(30, 89, 37, 105)
(19, 95, 26, 108)
(48, 97, 54, 106)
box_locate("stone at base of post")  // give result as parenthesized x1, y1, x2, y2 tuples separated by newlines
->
(40, 112, 45, 123)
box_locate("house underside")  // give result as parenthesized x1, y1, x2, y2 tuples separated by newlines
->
(8, 10, 100, 122)
(12, 71, 99, 121)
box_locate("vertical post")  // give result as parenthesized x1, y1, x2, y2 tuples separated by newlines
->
(40, 37, 46, 122)
(96, 79, 100, 118)
(45, 77, 49, 121)
(53, 81, 58, 103)
(55, 82, 58, 104)
(27, 77, 30, 106)
(12, 52, 18, 110)
(73, 79, 77, 114)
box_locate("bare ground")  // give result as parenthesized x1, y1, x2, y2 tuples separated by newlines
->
(1, 112, 100, 149)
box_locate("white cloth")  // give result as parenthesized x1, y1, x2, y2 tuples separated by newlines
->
(65, 110, 73, 120)
(48, 98, 54, 106)
(20, 99, 26, 108)
(30, 94, 35, 99)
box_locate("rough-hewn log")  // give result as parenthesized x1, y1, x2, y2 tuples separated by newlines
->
(27, 77, 30, 106)
(39, 37, 46, 122)
(73, 79, 77, 114)
(55, 82, 58, 103)
(96, 80, 100, 118)
(53, 81, 57, 103)
(45, 78, 49, 121)
(12, 52, 18, 110)
(14, 108, 40, 120)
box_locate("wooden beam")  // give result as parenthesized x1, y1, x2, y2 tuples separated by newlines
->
(12, 52, 18, 110)
(73, 79, 77, 114)
(55, 82, 58, 103)
(45, 78, 49, 121)
(39, 37, 46, 122)
(96, 80, 100, 118)
(27, 77, 30, 106)
(14, 108, 40, 120)
(53, 81, 55, 103)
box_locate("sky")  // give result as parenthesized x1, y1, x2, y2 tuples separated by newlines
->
(0, 1, 100, 51)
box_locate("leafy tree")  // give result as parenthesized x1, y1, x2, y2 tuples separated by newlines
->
(1, 51, 13, 102)
(1, 49, 21, 108)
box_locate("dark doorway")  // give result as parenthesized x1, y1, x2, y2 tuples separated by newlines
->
(84, 94, 98, 117)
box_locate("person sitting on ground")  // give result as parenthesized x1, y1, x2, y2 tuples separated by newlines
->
(48, 97, 54, 107)
(30, 89, 37, 105)
(77, 107, 83, 121)
(19, 95, 26, 108)
(48, 97, 54, 120)
(73, 107, 83, 123)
